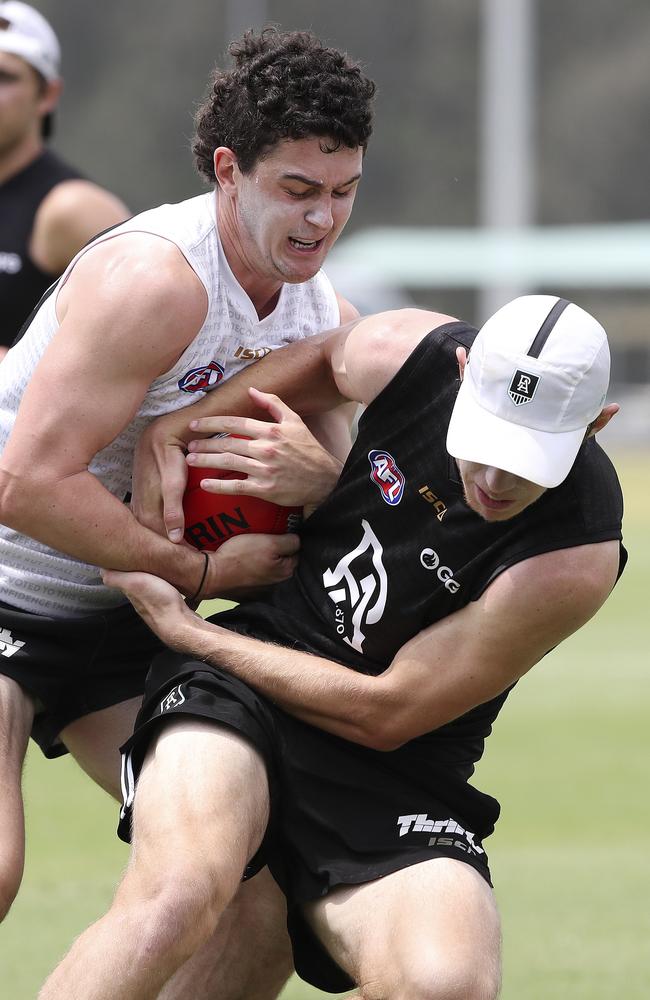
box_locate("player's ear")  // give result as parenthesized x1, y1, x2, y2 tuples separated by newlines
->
(38, 76, 62, 118)
(456, 347, 468, 382)
(213, 147, 239, 195)
(586, 402, 619, 438)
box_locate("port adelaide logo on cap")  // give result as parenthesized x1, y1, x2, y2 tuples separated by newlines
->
(508, 369, 539, 406)
(506, 297, 571, 406)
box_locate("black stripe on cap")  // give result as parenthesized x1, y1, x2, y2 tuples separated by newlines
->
(527, 298, 571, 358)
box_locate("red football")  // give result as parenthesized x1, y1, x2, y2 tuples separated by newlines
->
(183, 463, 302, 552)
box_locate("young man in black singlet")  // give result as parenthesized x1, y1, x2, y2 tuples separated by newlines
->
(39, 296, 625, 1000)
(0, 2, 128, 351)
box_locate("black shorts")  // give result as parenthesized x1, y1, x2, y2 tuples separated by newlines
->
(0, 599, 165, 757)
(119, 646, 499, 993)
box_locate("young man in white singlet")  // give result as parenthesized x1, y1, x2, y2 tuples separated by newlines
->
(0, 26, 375, 999)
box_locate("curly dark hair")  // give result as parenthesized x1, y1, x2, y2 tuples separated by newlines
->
(193, 27, 376, 183)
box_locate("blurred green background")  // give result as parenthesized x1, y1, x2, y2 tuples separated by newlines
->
(3, 450, 647, 997)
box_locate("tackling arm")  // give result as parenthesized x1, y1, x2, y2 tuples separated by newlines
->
(107, 540, 620, 749)
(132, 308, 454, 537)
(0, 235, 266, 598)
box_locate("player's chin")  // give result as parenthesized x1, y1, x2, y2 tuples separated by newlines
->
(464, 493, 520, 523)
(280, 244, 329, 280)
(280, 260, 322, 284)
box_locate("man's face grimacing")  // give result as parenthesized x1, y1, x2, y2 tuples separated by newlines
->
(231, 136, 363, 284)
(456, 460, 546, 522)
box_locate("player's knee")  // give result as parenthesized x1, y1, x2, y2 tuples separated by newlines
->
(360, 952, 500, 1000)
(117, 865, 233, 963)
(394, 952, 501, 1000)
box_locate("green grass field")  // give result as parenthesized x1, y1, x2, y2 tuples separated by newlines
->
(4, 451, 649, 998)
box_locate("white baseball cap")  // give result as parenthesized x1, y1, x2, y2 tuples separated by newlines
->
(0, 1, 60, 80)
(446, 295, 611, 488)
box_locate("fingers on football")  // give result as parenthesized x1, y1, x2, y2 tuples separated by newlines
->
(199, 477, 252, 496)
(187, 447, 260, 471)
(161, 451, 190, 542)
(188, 415, 271, 440)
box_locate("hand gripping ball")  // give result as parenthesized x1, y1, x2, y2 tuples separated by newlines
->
(183, 462, 303, 552)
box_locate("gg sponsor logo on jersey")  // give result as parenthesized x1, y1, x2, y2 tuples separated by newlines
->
(178, 360, 225, 393)
(419, 548, 461, 593)
(368, 449, 405, 505)
(323, 519, 387, 653)
(397, 813, 485, 856)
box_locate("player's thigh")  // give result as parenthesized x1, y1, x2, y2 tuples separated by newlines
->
(0, 675, 34, 860)
(0, 672, 34, 765)
(61, 695, 142, 799)
(130, 717, 271, 881)
(305, 857, 501, 1000)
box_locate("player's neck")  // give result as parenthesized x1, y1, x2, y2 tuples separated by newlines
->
(215, 192, 283, 321)
(0, 134, 44, 186)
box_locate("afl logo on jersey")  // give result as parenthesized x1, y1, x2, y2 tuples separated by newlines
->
(368, 449, 405, 506)
(178, 361, 225, 393)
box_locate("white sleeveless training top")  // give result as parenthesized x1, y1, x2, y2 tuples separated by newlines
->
(0, 192, 340, 616)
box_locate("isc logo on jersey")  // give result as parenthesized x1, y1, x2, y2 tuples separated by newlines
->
(178, 360, 225, 393)
(368, 449, 405, 505)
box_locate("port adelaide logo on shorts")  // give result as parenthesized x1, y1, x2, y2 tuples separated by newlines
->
(178, 360, 225, 393)
(368, 449, 405, 505)
(508, 369, 539, 406)
(160, 684, 185, 713)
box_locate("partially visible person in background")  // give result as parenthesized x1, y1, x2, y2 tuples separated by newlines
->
(0, 1, 129, 354)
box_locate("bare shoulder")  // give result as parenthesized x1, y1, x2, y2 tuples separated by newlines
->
(38, 178, 128, 225)
(340, 308, 458, 404)
(484, 540, 621, 640)
(61, 230, 206, 311)
(31, 179, 130, 274)
(55, 232, 208, 369)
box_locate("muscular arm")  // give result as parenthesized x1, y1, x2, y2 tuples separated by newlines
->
(0, 234, 225, 596)
(151, 307, 451, 440)
(134, 308, 453, 536)
(109, 540, 621, 749)
(299, 292, 362, 464)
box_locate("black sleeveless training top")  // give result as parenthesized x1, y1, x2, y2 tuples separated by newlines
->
(222, 322, 626, 792)
(0, 149, 83, 346)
